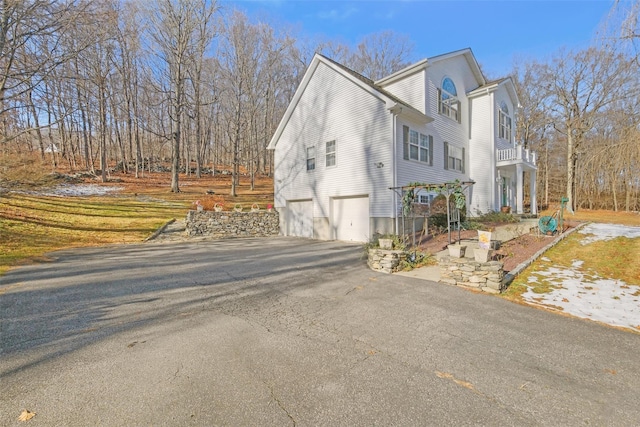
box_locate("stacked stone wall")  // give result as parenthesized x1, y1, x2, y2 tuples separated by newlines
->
(186, 210, 279, 238)
(438, 256, 505, 294)
(367, 249, 407, 274)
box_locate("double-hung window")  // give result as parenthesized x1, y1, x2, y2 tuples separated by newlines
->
(418, 194, 434, 205)
(325, 140, 336, 167)
(498, 102, 512, 141)
(402, 126, 433, 165)
(444, 142, 465, 173)
(306, 146, 316, 171)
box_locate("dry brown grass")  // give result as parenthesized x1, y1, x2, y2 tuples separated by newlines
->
(0, 168, 274, 276)
(540, 207, 640, 227)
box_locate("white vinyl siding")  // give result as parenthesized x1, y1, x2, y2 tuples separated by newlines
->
(468, 92, 497, 214)
(272, 60, 393, 223)
(378, 70, 426, 113)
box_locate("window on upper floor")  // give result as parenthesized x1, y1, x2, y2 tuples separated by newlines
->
(438, 77, 460, 123)
(444, 142, 465, 173)
(402, 126, 433, 165)
(306, 146, 315, 171)
(499, 102, 512, 141)
(325, 140, 336, 167)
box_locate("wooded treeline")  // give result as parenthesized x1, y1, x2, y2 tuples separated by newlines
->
(0, 0, 413, 195)
(1, 0, 639, 209)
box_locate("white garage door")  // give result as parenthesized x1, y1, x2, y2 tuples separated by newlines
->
(287, 200, 313, 238)
(332, 196, 370, 242)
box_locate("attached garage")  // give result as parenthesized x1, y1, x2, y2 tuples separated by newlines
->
(331, 196, 370, 242)
(286, 199, 313, 238)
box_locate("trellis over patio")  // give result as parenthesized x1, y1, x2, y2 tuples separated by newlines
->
(389, 180, 475, 248)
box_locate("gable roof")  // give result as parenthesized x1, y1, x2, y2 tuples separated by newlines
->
(467, 77, 520, 107)
(267, 54, 432, 150)
(375, 48, 486, 88)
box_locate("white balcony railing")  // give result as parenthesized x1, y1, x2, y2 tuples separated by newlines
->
(496, 145, 536, 166)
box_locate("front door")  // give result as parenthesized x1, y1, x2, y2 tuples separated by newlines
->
(502, 177, 509, 207)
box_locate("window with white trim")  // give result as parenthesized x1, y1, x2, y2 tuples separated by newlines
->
(438, 77, 460, 123)
(444, 142, 465, 173)
(499, 102, 512, 141)
(306, 146, 315, 171)
(325, 140, 336, 167)
(418, 194, 434, 205)
(402, 126, 433, 165)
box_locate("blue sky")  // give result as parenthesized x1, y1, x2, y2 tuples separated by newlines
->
(222, 0, 615, 78)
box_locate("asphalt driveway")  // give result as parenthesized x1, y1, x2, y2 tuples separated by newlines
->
(1, 237, 639, 426)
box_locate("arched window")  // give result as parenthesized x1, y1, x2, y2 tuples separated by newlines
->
(438, 77, 460, 122)
(498, 101, 512, 141)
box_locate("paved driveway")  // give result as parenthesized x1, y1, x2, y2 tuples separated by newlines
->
(1, 237, 639, 426)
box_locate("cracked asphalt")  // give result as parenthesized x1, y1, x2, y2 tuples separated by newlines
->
(1, 237, 640, 426)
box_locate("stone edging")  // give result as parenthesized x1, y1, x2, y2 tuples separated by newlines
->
(501, 222, 590, 287)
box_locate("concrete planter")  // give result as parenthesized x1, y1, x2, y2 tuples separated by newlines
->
(448, 244, 467, 258)
(474, 248, 494, 263)
(379, 238, 393, 250)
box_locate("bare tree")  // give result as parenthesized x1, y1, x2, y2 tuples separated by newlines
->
(348, 31, 415, 81)
(148, 0, 215, 192)
(0, 0, 94, 149)
(542, 47, 636, 211)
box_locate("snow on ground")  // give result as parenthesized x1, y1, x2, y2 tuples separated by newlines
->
(522, 223, 640, 332)
(16, 184, 122, 197)
(578, 222, 640, 244)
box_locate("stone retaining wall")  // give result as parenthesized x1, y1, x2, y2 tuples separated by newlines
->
(367, 249, 407, 274)
(438, 256, 505, 294)
(186, 210, 279, 238)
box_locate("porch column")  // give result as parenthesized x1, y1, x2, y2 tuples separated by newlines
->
(516, 163, 524, 214)
(530, 169, 537, 215)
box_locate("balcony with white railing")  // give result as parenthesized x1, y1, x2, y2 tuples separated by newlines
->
(496, 145, 536, 168)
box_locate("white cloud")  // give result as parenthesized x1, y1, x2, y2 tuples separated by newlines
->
(317, 6, 358, 21)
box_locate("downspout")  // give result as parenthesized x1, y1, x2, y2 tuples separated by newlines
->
(391, 109, 398, 234)
(487, 88, 497, 212)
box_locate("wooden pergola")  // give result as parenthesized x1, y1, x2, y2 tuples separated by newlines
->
(389, 180, 475, 246)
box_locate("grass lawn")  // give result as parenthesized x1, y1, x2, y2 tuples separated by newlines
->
(0, 171, 274, 276)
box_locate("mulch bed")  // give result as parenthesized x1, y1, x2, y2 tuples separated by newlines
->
(412, 221, 578, 272)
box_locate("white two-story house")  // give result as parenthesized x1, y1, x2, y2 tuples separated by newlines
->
(267, 48, 537, 242)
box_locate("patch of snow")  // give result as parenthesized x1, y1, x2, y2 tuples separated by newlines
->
(579, 223, 640, 244)
(521, 223, 640, 332)
(522, 267, 640, 332)
(17, 184, 122, 197)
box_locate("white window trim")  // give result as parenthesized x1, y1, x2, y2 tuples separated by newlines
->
(438, 78, 461, 123)
(444, 141, 465, 173)
(325, 140, 336, 167)
(403, 126, 433, 165)
(306, 146, 316, 171)
(499, 105, 512, 141)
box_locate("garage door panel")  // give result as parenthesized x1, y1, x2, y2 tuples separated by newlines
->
(288, 200, 313, 238)
(332, 196, 369, 242)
